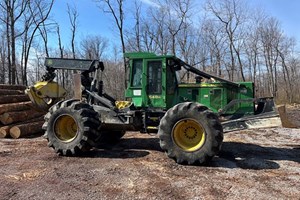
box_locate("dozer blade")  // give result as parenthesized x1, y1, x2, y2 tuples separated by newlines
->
(221, 112, 282, 132)
(25, 81, 67, 112)
(221, 98, 294, 132)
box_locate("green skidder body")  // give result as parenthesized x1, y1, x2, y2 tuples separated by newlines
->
(31, 53, 281, 165)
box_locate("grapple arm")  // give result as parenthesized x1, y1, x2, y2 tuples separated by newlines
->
(27, 57, 104, 112)
(26, 81, 67, 111)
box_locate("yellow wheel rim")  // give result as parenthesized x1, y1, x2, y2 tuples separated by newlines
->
(54, 114, 78, 142)
(172, 118, 206, 152)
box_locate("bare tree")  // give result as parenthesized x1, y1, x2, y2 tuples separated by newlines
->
(80, 35, 108, 60)
(124, 0, 142, 52)
(148, 6, 170, 54)
(201, 18, 227, 76)
(132, 0, 141, 52)
(103, 59, 125, 99)
(20, 0, 54, 85)
(258, 17, 281, 98)
(140, 22, 158, 53)
(56, 24, 64, 58)
(160, 0, 192, 55)
(243, 9, 267, 94)
(205, 0, 248, 81)
(95, 0, 127, 90)
(97, 0, 126, 63)
(276, 37, 295, 103)
(0, 0, 54, 85)
(37, 8, 56, 58)
(0, 33, 7, 83)
(55, 24, 66, 88)
(0, 0, 28, 84)
(67, 3, 78, 59)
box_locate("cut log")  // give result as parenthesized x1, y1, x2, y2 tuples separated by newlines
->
(0, 95, 30, 104)
(0, 109, 44, 125)
(0, 116, 44, 138)
(10, 121, 44, 139)
(0, 126, 11, 138)
(0, 84, 26, 90)
(0, 89, 24, 95)
(0, 101, 32, 115)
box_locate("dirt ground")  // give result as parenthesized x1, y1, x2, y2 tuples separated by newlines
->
(0, 107, 299, 200)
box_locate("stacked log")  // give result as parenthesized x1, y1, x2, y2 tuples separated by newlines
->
(0, 84, 45, 138)
(10, 121, 45, 139)
(0, 116, 44, 138)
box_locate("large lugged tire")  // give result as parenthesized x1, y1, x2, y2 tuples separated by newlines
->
(43, 99, 101, 156)
(158, 102, 223, 165)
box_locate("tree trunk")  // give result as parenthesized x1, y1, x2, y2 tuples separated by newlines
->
(11, 15, 17, 85)
(0, 101, 32, 114)
(0, 109, 44, 125)
(6, 8, 12, 85)
(0, 95, 30, 104)
(233, 46, 245, 81)
(10, 121, 44, 139)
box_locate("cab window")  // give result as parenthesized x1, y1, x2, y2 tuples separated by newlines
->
(131, 59, 143, 87)
(147, 61, 162, 94)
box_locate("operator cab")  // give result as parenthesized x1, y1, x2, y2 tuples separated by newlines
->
(125, 52, 179, 109)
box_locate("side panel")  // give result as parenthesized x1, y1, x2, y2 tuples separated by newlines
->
(177, 83, 227, 113)
(208, 88, 224, 112)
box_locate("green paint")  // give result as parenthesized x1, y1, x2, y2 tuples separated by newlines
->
(125, 52, 254, 116)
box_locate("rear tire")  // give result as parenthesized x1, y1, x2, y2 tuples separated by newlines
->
(158, 102, 223, 165)
(43, 99, 100, 156)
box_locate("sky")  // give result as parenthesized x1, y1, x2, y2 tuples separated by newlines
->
(49, 0, 300, 51)
(250, 0, 300, 43)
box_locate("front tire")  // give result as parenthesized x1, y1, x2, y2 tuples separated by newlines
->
(158, 102, 223, 165)
(43, 99, 100, 156)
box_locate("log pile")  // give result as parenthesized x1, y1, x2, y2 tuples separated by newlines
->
(0, 84, 45, 138)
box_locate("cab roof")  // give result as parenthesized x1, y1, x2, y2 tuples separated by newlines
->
(124, 52, 175, 60)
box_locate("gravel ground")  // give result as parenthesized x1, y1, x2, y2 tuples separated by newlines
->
(0, 107, 299, 200)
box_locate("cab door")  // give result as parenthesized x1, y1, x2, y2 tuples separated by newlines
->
(145, 59, 166, 108)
